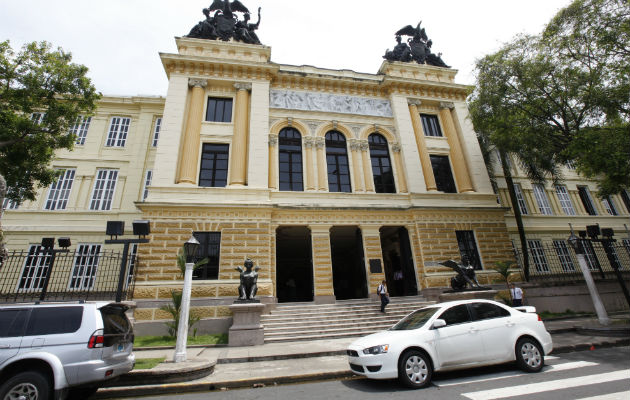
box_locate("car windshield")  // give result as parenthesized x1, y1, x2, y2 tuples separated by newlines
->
(389, 307, 439, 330)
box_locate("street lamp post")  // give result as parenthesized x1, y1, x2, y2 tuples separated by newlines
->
(173, 235, 200, 363)
(567, 224, 610, 325)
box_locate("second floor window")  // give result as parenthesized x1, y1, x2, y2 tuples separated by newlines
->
(602, 196, 618, 216)
(325, 131, 351, 193)
(577, 186, 597, 215)
(152, 117, 162, 147)
(44, 169, 75, 211)
(142, 170, 153, 201)
(70, 116, 92, 145)
(621, 189, 630, 213)
(90, 169, 118, 210)
(513, 183, 529, 215)
(533, 184, 553, 215)
(278, 128, 303, 191)
(2, 196, 19, 210)
(369, 133, 395, 193)
(31, 112, 45, 125)
(430, 155, 456, 193)
(206, 97, 233, 122)
(199, 143, 229, 187)
(555, 185, 576, 215)
(420, 114, 443, 137)
(106, 117, 131, 147)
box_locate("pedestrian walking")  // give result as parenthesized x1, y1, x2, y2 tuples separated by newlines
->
(377, 280, 389, 313)
(510, 283, 524, 307)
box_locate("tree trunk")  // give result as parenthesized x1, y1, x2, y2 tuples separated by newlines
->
(500, 151, 530, 281)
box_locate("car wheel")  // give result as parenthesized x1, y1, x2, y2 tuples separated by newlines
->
(0, 370, 50, 400)
(66, 386, 99, 399)
(398, 350, 432, 389)
(516, 337, 544, 372)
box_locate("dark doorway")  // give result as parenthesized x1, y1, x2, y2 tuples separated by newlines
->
(380, 226, 418, 297)
(276, 226, 313, 303)
(330, 226, 368, 300)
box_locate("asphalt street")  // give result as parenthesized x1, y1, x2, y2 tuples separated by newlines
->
(112, 347, 630, 400)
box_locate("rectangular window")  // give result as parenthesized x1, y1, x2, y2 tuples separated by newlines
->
(18, 245, 52, 292)
(430, 155, 457, 193)
(152, 117, 162, 147)
(44, 169, 75, 211)
(106, 117, 131, 147)
(553, 240, 576, 272)
(142, 170, 152, 201)
(69, 244, 101, 290)
(205, 97, 233, 122)
(90, 169, 118, 210)
(199, 144, 229, 187)
(577, 186, 597, 215)
(565, 160, 576, 170)
(623, 239, 630, 261)
(31, 112, 45, 124)
(70, 116, 92, 145)
(602, 196, 618, 216)
(456, 230, 482, 270)
(583, 240, 600, 271)
(621, 189, 630, 213)
(2, 197, 18, 210)
(555, 185, 575, 215)
(126, 243, 138, 287)
(192, 232, 221, 280)
(420, 114, 443, 137)
(513, 184, 529, 215)
(532, 184, 553, 215)
(528, 240, 550, 272)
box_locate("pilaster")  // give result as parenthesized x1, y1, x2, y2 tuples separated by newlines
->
(391, 143, 408, 193)
(439, 101, 473, 193)
(177, 78, 207, 184)
(229, 82, 252, 186)
(408, 100, 437, 191)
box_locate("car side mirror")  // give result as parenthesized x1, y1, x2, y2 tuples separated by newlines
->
(432, 319, 446, 329)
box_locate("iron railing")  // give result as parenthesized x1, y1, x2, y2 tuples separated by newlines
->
(0, 248, 138, 303)
(513, 239, 630, 283)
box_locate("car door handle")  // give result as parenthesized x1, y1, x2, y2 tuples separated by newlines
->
(506, 321, 515, 327)
(0, 345, 10, 349)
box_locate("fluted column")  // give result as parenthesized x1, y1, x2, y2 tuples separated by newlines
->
(440, 102, 473, 193)
(349, 139, 364, 192)
(303, 137, 316, 190)
(268, 134, 278, 189)
(391, 143, 408, 193)
(177, 78, 207, 184)
(316, 137, 328, 191)
(360, 140, 375, 192)
(229, 82, 252, 186)
(408, 100, 437, 191)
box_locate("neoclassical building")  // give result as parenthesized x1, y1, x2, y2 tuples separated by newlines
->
(3, 18, 520, 328)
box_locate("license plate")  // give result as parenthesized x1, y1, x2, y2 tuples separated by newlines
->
(117, 343, 125, 352)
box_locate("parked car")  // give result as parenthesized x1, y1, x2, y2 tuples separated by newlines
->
(347, 299, 553, 388)
(0, 302, 135, 400)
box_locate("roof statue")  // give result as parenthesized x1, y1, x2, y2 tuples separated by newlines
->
(186, 0, 262, 45)
(383, 21, 450, 68)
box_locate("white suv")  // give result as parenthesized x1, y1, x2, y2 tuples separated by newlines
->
(0, 302, 135, 400)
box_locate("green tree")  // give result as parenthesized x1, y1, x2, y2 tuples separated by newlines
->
(0, 40, 100, 211)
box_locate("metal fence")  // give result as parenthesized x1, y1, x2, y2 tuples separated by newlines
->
(0, 248, 138, 303)
(513, 239, 630, 283)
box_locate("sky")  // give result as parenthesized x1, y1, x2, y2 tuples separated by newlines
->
(0, 0, 573, 97)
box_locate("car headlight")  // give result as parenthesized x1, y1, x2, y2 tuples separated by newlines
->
(363, 344, 389, 355)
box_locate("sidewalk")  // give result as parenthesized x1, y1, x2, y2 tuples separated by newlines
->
(94, 315, 630, 399)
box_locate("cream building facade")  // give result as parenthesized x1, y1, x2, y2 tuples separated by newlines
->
(3, 36, 520, 329)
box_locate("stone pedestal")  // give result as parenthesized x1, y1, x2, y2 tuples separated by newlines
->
(439, 289, 498, 303)
(228, 302, 265, 346)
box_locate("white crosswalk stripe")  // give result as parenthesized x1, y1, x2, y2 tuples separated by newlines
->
(462, 370, 630, 400)
(434, 361, 599, 387)
(576, 391, 630, 400)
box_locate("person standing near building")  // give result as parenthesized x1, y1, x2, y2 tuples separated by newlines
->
(377, 280, 389, 313)
(510, 283, 524, 307)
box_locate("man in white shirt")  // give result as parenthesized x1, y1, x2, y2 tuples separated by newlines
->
(510, 283, 524, 307)
(377, 280, 389, 313)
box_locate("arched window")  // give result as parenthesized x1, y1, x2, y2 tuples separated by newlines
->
(368, 133, 396, 193)
(278, 127, 303, 191)
(325, 131, 351, 192)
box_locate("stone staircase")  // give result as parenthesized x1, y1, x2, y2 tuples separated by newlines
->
(261, 295, 434, 343)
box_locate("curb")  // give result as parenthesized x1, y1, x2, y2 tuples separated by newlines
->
(551, 337, 630, 354)
(104, 360, 215, 387)
(217, 349, 347, 364)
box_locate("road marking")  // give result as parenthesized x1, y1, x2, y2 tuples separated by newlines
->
(576, 391, 630, 400)
(434, 361, 598, 387)
(462, 370, 630, 400)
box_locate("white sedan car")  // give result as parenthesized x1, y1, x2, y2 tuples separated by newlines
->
(347, 299, 553, 388)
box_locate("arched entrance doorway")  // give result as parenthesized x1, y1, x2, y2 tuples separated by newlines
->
(380, 226, 418, 297)
(330, 226, 368, 300)
(276, 226, 313, 303)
